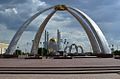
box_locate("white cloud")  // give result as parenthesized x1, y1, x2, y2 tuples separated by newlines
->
(32, 0, 47, 6)
(12, 8, 18, 14)
(0, 8, 18, 15)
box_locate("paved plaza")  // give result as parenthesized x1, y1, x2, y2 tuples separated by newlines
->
(0, 58, 120, 67)
(0, 58, 120, 79)
(0, 74, 120, 79)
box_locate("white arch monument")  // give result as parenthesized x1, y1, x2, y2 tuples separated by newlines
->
(5, 5, 111, 55)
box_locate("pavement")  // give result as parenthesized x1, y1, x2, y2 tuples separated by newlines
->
(0, 58, 120, 67)
(0, 58, 120, 79)
(0, 74, 120, 79)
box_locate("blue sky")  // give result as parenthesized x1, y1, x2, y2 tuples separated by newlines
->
(0, 0, 120, 52)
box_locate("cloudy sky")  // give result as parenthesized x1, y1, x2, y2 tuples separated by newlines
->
(0, 0, 120, 52)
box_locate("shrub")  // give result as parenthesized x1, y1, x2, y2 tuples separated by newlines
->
(13, 50, 22, 55)
(38, 48, 48, 56)
(113, 50, 120, 55)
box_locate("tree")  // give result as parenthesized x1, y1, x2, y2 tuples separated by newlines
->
(13, 49, 22, 56)
(113, 50, 120, 55)
(38, 48, 48, 56)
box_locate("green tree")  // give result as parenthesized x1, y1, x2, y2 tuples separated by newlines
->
(38, 48, 48, 56)
(113, 50, 120, 55)
(14, 49, 22, 56)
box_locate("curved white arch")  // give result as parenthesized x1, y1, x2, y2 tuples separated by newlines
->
(68, 7, 111, 54)
(67, 9, 101, 53)
(5, 5, 111, 55)
(31, 7, 102, 55)
(5, 7, 54, 54)
(31, 10, 56, 55)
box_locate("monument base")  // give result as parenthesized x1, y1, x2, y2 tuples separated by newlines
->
(1, 54, 18, 58)
(54, 56, 72, 59)
(96, 54, 113, 58)
(25, 55, 42, 59)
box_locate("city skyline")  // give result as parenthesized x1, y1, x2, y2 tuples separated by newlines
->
(0, 0, 120, 52)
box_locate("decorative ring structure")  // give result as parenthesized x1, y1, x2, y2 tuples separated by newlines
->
(78, 45, 84, 53)
(64, 46, 70, 53)
(5, 5, 111, 55)
(64, 45, 84, 54)
(69, 44, 78, 53)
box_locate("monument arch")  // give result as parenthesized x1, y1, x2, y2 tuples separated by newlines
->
(5, 5, 111, 55)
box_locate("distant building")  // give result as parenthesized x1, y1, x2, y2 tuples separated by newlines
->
(48, 38, 57, 54)
(44, 29, 61, 52)
(57, 29, 61, 51)
(0, 43, 9, 54)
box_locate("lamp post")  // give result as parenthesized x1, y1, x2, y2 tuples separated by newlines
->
(40, 42, 43, 57)
(16, 46, 19, 55)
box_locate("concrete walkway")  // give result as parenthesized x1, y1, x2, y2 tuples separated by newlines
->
(0, 58, 120, 79)
(0, 58, 120, 67)
(0, 74, 120, 79)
